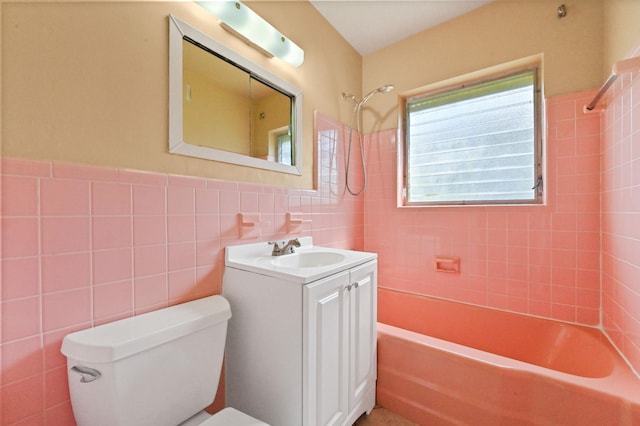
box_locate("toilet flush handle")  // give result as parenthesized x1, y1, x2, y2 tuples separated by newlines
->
(70, 365, 102, 383)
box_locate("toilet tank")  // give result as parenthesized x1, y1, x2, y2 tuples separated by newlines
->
(61, 296, 231, 426)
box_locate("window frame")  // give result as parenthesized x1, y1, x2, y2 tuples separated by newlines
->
(399, 63, 544, 207)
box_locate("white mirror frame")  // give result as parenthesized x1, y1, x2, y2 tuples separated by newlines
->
(169, 15, 303, 175)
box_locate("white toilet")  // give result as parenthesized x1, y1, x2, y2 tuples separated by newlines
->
(60, 296, 268, 426)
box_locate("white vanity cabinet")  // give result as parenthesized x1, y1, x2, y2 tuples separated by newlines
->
(303, 260, 377, 426)
(222, 239, 377, 426)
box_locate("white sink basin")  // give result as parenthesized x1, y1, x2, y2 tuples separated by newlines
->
(272, 252, 347, 268)
(224, 237, 377, 283)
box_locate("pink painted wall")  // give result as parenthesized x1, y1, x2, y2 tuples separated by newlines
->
(601, 67, 640, 373)
(0, 112, 362, 425)
(364, 90, 602, 325)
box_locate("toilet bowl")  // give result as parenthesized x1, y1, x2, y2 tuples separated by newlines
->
(61, 296, 268, 426)
(182, 408, 265, 426)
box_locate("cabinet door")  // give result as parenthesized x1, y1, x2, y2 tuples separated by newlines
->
(304, 271, 350, 426)
(348, 261, 377, 420)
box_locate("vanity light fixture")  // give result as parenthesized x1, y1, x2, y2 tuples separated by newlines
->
(194, 0, 305, 67)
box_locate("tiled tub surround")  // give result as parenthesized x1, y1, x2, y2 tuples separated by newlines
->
(601, 66, 640, 374)
(364, 84, 640, 376)
(364, 90, 603, 325)
(0, 112, 363, 425)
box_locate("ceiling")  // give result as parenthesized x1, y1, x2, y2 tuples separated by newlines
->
(309, 0, 494, 56)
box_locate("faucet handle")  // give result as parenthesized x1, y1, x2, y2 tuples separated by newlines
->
(288, 238, 301, 247)
(268, 241, 282, 255)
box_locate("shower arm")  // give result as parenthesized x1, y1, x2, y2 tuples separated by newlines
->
(343, 84, 394, 108)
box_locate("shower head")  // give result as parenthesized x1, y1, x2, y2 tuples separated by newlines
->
(341, 84, 394, 107)
(359, 84, 395, 106)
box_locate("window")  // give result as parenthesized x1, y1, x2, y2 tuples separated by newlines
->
(277, 132, 293, 165)
(402, 68, 542, 206)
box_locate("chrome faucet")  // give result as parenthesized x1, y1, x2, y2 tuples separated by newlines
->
(268, 238, 301, 256)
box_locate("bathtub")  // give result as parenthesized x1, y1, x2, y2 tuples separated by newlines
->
(377, 287, 640, 425)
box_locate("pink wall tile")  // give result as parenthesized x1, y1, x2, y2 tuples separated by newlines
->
(92, 182, 131, 215)
(2, 175, 38, 216)
(5, 411, 44, 425)
(576, 231, 600, 251)
(2, 217, 39, 258)
(133, 185, 166, 215)
(41, 217, 90, 255)
(134, 275, 168, 309)
(168, 174, 207, 189)
(1, 336, 43, 384)
(167, 215, 195, 243)
(43, 326, 86, 371)
(42, 289, 91, 332)
(2, 297, 41, 342)
(44, 400, 75, 426)
(240, 191, 259, 213)
(552, 303, 576, 322)
(167, 186, 195, 215)
(196, 215, 220, 242)
(1, 374, 43, 424)
(206, 179, 237, 192)
(2, 157, 50, 177)
(576, 308, 600, 324)
(93, 280, 133, 320)
(52, 162, 118, 182)
(119, 169, 167, 186)
(41, 252, 91, 294)
(196, 189, 219, 215)
(196, 265, 220, 297)
(196, 241, 220, 267)
(219, 214, 240, 240)
(2, 257, 40, 300)
(92, 216, 132, 249)
(257, 193, 272, 214)
(168, 269, 197, 304)
(134, 245, 167, 277)
(93, 248, 133, 285)
(133, 215, 166, 246)
(40, 179, 89, 216)
(168, 242, 196, 271)
(219, 190, 239, 215)
(44, 366, 70, 409)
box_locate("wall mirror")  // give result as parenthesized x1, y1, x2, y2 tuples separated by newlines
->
(169, 15, 303, 174)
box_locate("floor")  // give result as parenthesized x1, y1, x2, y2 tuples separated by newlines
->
(354, 406, 417, 425)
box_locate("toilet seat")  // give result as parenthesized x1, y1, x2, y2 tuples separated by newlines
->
(202, 408, 269, 426)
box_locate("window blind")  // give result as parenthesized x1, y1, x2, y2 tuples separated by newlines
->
(405, 70, 538, 204)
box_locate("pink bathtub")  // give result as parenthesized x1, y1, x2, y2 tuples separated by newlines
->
(377, 287, 640, 425)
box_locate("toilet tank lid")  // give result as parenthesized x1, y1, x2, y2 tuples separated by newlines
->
(61, 295, 231, 363)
